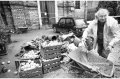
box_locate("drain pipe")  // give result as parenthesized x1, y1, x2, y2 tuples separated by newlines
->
(84, 0, 87, 24)
(37, 0, 42, 29)
(55, 0, 58, 23)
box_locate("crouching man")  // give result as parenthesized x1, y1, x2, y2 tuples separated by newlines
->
(81, 8, 120, 58)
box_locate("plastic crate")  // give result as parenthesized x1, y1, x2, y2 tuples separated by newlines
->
(18, 59, 43, 78)
(42, 57, 61, 74)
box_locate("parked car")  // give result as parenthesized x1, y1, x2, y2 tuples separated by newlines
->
(52, 17, 87, 37)
(112, 16, 120, 24)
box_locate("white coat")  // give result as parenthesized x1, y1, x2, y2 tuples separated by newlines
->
(82, 16, 120, 55)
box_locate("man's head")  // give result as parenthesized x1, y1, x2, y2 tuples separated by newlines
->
(95, 8, 109, 22)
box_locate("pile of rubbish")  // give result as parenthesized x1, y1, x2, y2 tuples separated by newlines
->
(11, 32, 120, 78)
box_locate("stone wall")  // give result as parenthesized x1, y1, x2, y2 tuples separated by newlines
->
(29, 7, 40, 29)
(10, 5, 26, 29)
(9, 1, 39, 30)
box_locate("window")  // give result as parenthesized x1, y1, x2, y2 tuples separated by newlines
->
(75, 1, 80, 9)
(59, 19, 65, 25)
(66, 19, 74, 25)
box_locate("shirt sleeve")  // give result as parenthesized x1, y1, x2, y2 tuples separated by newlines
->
(109, 20, 120, 46)
(82, 22, 94, 40)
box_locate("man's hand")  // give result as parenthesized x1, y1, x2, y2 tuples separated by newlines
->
(81, 38, 87, 45)
(78, 38, 86, 47)
(105, 45, 113, 54)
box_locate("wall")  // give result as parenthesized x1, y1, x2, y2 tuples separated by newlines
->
(10, 1, 39, 30)
(74, 1, 99, 20)
(0, 1, 15, 31)
(29, 7, 39, 29)
(4, 5, 15, 30)
(40, 1, 55, 25)
(10, 4, 26, 29)
(87, 1, 99, 21)
(0, 6, 6, 30)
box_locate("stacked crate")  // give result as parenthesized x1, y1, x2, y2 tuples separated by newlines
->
(41, 45, 62, 74)
(15, 44, 43, 78)
(41, 45, 62, 60)
(42, 57, 61, 74)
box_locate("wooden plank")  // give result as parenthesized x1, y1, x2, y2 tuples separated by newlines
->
(42, 57, 61, 65)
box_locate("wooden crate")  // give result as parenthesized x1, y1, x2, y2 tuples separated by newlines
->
(18, 59, 43, 78)
(41, 45, 62, 50)
(19, 67, 43, 78)
(41, 50, 61, 60)
(41, 45, 62, 60)
(42, 57, 61, 74)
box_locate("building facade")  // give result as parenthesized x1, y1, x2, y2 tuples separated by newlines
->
(0, 1, 119, 32)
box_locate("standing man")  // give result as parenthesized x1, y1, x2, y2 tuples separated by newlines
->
(81, 8, 120, 58)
